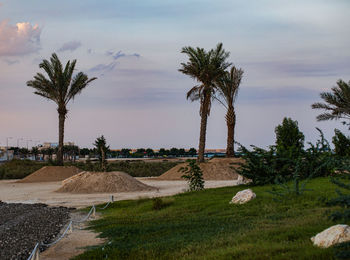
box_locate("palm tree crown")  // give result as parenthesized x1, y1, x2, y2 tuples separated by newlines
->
(27, 53, 97, 165)
(27, 53, 96, 112)
(312, 80, 350, 122)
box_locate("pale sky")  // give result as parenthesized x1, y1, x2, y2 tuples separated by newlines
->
(0, 0, 349, 149)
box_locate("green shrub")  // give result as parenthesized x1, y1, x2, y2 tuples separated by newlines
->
(179, 160, 205, 191)
(0, 159, 47, 179)
(333, 129, 350, 157)
(236, 128, 338, 186)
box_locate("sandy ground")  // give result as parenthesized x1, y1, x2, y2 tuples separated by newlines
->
(0, 178, 240, 259)
(40, 211, 105, 260)
(0, 178, 240, 208)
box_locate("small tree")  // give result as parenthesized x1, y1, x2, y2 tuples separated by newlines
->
(179, 160, 205, 191)
(333, 129, 350, 157)
(94, 135, 109, 171)
(275, 117, 305, 158)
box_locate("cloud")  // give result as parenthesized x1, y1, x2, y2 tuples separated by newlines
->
(89, 51, 141, 74)
(3, 59, 19, 65)
(112, 51, 140, 60)
(105, 50, 141, 60)
(88, 62, 117, 73)
(57, 40, 82, 52)
(0, 20, 41, 56)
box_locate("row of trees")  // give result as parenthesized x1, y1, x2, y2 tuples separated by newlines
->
(7, 144, 197, 161)
(26, 45, 242, 166)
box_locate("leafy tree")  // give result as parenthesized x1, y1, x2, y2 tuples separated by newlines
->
(179, 43, 231, 162)
(121, 148, 131, 158)
(146, 148, 154, 157)
(188, 148, 197, 157)
(27, 53, 97, 165)
(215, 66, 244, 157)
(94, 135, 109, 171)
(170, 147, 179, 157)
(80, 148, 91, 158)
(179, 160, 205, 191)
(275, 117, 305, 158)
(333, 129, 350, 157)
(31, 147, 39, 161)
(178, 148, 186, 157)
(312, 80, 350, 127)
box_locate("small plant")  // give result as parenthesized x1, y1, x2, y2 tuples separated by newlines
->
(179, 160, 205, 191)
(152, 198, 165, 210)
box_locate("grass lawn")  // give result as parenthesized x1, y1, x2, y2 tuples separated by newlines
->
(74, 177, 345, 260)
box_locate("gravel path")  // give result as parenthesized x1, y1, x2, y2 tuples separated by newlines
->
(0, 202, 71, 260)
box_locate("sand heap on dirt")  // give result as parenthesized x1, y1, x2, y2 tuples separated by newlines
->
(17, 166, 82, 183)
(157, 157, 244, 180)
(56, 171, 156, 194)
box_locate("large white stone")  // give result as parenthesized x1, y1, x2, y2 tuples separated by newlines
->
(311, 224, 350, 248)
(230, 189, 256, 204)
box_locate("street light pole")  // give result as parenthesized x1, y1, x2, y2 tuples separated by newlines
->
(17, 138, 23, 148)
(6, 137, 13, 161)
(26, 139, 32, 150)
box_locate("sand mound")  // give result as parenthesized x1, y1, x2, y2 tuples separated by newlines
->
(17, 166, 82, 183)
(157, 157, 244, 180)
(56, 171, 156, 194)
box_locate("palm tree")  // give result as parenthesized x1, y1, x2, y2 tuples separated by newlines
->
(215, 66, 244, 157)
(27, 53, 97, 165)
(179, 43, 231, 162)
(312, 80, 350, 124)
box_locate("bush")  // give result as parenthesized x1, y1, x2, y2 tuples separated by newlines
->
(66, 160, 180, 177)
(0, 159, 47, 179)
(333, 129, 350, 157)
(236, 128, 338, 186)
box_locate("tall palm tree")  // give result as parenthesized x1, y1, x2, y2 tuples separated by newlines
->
(312, 80, 350, 124)
(215, 66, 244, 157)
(27, 53, 97, 165)
(179, 43, 231, 162)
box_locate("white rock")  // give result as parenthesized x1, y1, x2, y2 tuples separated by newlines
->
(230, 189, 256, 204)
(236, 175, 251, 185)
(311, 224, 350, 248)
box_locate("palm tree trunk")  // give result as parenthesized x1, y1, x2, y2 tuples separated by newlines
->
(226, 106, 236, 157)
(57, 111, 66, 166)
(198, 92, 210, 163)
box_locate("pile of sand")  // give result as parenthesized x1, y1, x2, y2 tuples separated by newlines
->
(56, 171, 156, 194)
(157, 157, 244, 180)
(17, 166, 82, 183)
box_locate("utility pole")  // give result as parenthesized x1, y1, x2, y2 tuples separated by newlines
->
(6, 137, 13, 161)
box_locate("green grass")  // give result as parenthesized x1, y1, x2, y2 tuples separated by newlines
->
(74, 177, 343, 260)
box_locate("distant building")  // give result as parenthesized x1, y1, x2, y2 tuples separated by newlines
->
(41, 142, 75, 149)
(0, 146, 14, 161)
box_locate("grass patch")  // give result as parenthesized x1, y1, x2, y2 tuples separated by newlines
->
(74, 177, 342, 259)
(70, 161, 180, 177)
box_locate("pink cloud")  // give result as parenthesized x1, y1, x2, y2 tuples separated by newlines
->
(0, 20, 41, 56)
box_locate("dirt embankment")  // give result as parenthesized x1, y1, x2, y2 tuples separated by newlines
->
(17, 166, 82, 183)
(157, 157, 244, 180)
